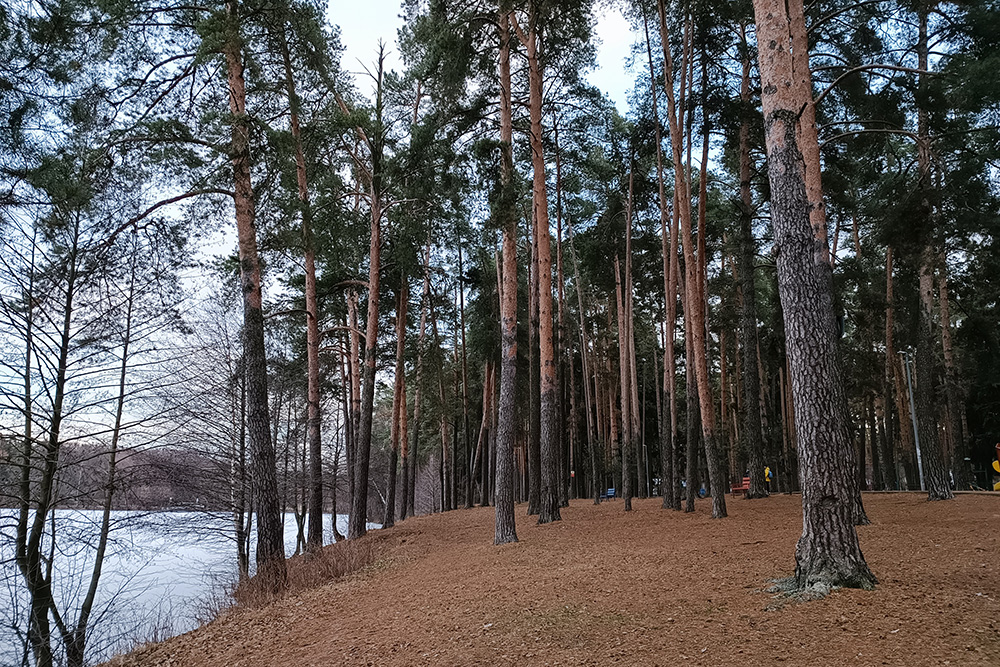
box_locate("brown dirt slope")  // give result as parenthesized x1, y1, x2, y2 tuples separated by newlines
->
(109, 494, 1000, 666)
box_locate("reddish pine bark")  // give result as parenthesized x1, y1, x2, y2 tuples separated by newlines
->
(224, 0, 285, 589)
(753, 0, 875, 589)
(513, 16, 561, 525)
(494, 10, 519, 544)
(275, 22, 327, 548)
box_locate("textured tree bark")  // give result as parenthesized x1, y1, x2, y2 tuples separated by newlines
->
(553, 113, 570, 507)
(916, 245, 952, 499)
(276, 25, 325, 550)
(876, 395, 893, 490)
(880, 246, 897, 490)
(657, 0, 725, 519)
(609, 381, 620, 497)
(737, 36, 767, 500)
(866, 396, 882, 490)
(428, 288, 451, 513)
(527, 224, 541, 515)
(348, 185, 382, 538)
(472, 363, 494, 506)
(684, 314, 700, 513)
(914, 8, 952, 502)
(893, 355, 916, 489)
(778, 362, 791, 491)
(666, 210, 683, 509)
(858, 422, 869, 491)
(625, 172, 643, 501)
(347, 292, 360, 505)
(383, 286, 407, 528)
(392, 367, 409, 521)
(459, 247, 472, 508)
(753, 0, 875, 589)
(886, 247, 917, 488)
(720, 324, 734, 480)
(568, 220, 599, 504)
(224, 0, 285, 587)
(615, 255, 634, 511)
(493, 11, 519, 544)
(643, 11, 679, 512)
(594, 364, 604, 494)
(399, 345, 410, 521)
(755, 340, 779, 491)
(452, 309, 461, 511)
(568, 339, 578, 500)
(335, 343, 350, 533)
(938, 265, 970, 489)
(406, 246, 431, 519)
(695, 65, 726, 519)
(849, 414, 871, 526)
(515, 18, 561, 525)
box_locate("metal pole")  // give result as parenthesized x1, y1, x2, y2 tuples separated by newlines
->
(900, 350, 925, 491)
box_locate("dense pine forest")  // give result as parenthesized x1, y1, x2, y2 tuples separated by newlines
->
(2, 1, 1000, 665)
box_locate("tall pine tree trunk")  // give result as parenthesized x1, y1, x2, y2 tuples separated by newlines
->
(399, 347, 411, 521)
(347, 293, 360, 505)
(625, 172, 643, 501)
(459, 246, 473, 508)
(738, 29, 767, 500)
(886, 247, 916, 488)
(939, 264, 969, 489)
(914, 9, 952, 501)
(429, 286, 451, 513)
(881, 247, 898, 490)
(684, 326, 700, 514)
(643, 11, 678, 511)
(657, 0, 725, 519)
(568, 221, 600, 504)
(384, 286, 408, 528)
(753, 0, 875, 589)
(348, 187, 382, 538)
(407, 245, 432, 519)
(276, 23, 326, 549)
(554, 115, 570, 508)
(224, 0, 285, 587)
(527, 222, 542, 515)
(494, 10, 519, 543)
(515, 18, 561, 524)
(615, 255, 634, 511)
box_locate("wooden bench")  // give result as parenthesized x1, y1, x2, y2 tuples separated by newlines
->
(730, 476, 750, 497)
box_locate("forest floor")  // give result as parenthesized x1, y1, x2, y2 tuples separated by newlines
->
(107, 493, 1000, 667)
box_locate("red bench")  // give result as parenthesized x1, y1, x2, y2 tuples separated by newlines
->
(730, 476, 750, 497)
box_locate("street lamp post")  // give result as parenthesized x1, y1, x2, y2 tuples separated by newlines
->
(900, 349, 925, 491)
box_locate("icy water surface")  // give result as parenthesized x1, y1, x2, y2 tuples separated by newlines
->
(0, 510, 377, 666)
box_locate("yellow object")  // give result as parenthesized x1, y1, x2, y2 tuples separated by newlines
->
(992, 460, 1000, 474)
(994, 480, 1000, 492)
(764, 466, 772, 482)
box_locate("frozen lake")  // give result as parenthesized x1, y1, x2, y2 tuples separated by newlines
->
(0, 509, 378, 666)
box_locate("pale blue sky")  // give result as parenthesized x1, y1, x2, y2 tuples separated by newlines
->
(327, 1, 635, 111)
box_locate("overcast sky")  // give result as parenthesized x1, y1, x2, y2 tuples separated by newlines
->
(327, 2, 637, 112)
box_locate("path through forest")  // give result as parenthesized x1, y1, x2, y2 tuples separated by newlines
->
(108, 494, 999, 666)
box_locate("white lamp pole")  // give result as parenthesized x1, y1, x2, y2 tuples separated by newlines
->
(900, 349, 925, 492)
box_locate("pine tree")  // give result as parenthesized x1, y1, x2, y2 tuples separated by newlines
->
(752, 0, 875, 590)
